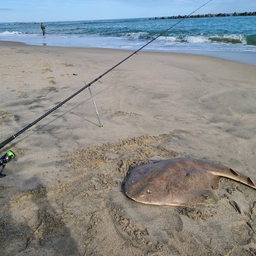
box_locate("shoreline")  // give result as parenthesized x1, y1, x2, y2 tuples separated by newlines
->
(1, 39, 256, 66)
(173, 49, 256, 66)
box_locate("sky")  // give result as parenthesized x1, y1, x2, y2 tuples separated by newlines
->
(0, 0, 255, 22)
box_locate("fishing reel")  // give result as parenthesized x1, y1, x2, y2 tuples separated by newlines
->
(0, 150, 15, 178)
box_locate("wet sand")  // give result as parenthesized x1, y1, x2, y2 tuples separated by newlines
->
(0, 41, 256, 255)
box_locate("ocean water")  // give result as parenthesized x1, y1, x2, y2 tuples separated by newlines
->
(1, 16, 256, 64)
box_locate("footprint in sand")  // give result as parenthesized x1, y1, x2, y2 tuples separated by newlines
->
(0, 110, 12, 121)
(47, 77, 57, 85)
(18, 91, 28, 98)
(42, 68, 53, 74)
(62, 62, 74, 67)
(232, 221, 254, 245)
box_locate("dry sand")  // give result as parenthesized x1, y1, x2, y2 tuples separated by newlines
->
(0, 41, 256, 255)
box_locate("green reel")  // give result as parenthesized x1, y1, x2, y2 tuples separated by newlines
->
(0, 150, 15, 178)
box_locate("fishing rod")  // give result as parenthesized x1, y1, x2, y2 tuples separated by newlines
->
(0, 0, 212, 177)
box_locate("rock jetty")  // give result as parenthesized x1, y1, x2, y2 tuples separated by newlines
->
(150, 11, 256, 20)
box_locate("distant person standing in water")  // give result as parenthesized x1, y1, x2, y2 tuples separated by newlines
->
(40, 23, 45, 36)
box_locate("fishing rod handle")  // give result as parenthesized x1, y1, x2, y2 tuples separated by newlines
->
(0, 136, 15, 150)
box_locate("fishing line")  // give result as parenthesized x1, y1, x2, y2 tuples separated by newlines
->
(0, 0, 212, 175)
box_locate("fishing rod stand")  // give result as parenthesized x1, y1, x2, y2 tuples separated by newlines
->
(0, 150, 15, 178)
(87, 84, 103, 128)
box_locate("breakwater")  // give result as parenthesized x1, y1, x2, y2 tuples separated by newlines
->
(151, 11, 256, 20)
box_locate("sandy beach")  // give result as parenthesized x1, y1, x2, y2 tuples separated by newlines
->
(1, 41, 256, 255)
